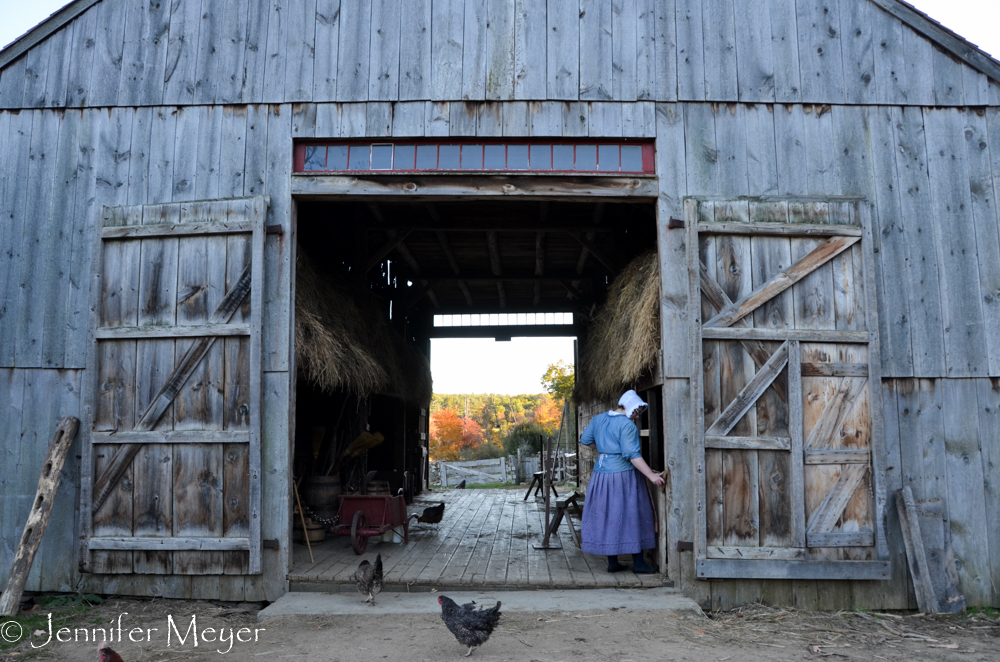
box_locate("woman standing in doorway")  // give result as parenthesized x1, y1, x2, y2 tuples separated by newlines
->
(580, 390, 665, 573)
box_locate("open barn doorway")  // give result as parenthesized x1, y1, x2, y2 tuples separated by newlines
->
(287, 198, 666, 590)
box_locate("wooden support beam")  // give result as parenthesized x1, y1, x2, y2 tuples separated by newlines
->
(404, 279, 441, 311)
(533, 282, 541, 306)
(535, 231, 546, 276)
(559, 280, 586, 301)
(457, 281, 474, 306)
(436, 230, 463, 275)
(497, 282, 507, 308)
(435, 228, 471, 305)
(486, 231, 502, 276)
(365, 229, 413, 272)
(569, 230, 618, 272)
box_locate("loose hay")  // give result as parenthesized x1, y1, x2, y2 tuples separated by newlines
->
(295, 251, 432, 403)
(577, 251, 660, 402)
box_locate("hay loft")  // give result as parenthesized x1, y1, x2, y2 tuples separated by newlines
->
(577, 251, 661, 403)
(295, 250, 432, 403)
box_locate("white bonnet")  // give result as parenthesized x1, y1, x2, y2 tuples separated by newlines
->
(618, 389, 647, 418)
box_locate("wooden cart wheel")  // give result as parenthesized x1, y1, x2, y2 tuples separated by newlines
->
(351, 510, 368, 554)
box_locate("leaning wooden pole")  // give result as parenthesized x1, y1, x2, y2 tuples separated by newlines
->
(0, 416, 80, 616)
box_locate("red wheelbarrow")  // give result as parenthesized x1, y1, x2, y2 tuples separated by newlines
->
(333, 494, 410, 554)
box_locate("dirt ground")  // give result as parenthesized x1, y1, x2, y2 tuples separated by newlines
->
(1, 596, 998, 662)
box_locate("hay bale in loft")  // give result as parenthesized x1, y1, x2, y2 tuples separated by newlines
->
(295, 251, 432, 403)
(576, 251, 660, 403)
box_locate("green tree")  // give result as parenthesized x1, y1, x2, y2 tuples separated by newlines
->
(541, 360, 575, 402)
(503, 421, 547, 455)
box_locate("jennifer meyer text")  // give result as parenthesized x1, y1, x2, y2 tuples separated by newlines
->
(17, 612, 265, 654)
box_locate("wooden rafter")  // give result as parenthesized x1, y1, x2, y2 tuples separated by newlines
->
(705, 341, 789, 437)
(388, 229, 440, 309)
(699, 260, 787, 402)
(559, 279, 586, 301)
(704, 236, 860, 328)
(569, 229, 618, 272)
(435, 229, 472, 306)
(486, 231, 505, 308)
(365, 229, 413, 272)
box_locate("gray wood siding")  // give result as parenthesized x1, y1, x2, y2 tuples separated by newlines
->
(3, 102, 1000, 379)
(0, 105, 292, 600)
(2, 0, 998, 109)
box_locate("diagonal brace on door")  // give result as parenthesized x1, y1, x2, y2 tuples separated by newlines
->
(706, 341, 789, 437)
(704, 236, 859, 328)
(699, 261, 787, 402)
(91, 261, 253, 513)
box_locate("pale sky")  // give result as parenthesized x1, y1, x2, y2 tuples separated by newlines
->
(430, 337, 575, 395)
(1, 0, 999, 56)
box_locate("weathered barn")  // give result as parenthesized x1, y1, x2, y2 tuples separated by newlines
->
(1, 0, 1000, 610)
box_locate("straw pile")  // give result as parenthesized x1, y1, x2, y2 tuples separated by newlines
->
(295, 251, 432, 403)
(576, 251, 661, 402)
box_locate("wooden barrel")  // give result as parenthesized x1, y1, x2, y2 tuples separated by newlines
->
(294, 521, 326, 543)
(367, 480, 391, 496)
(304, 475, 341, 507)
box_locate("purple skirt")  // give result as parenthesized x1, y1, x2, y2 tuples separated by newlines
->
(581, 469, 656, 555)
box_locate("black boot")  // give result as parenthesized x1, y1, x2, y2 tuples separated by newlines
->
(631, 552, 659, 574)
(607, 555, 627, 572)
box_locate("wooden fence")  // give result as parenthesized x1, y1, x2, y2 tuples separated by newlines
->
(437, 457, 511, 486)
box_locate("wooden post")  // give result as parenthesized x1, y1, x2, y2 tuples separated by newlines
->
(0, 416, 80, 616)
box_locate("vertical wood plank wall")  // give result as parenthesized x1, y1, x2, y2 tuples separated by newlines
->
(1, 0, 997, 109)
(2, 101, 999, 609)
(1, 0, 1000, 609)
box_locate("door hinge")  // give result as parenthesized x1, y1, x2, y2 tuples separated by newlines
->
(262, 539, 279, 549)
(667, 217, 686, 229)
(677, 540, 694, 552)
(265, 224, 284, 236)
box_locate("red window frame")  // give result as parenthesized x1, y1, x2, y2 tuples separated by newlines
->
(294, 139, 655, 174)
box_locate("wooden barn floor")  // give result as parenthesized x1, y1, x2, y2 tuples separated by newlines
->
(288, 488, 664, 590)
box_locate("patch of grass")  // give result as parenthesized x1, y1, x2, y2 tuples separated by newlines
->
(0, 594, 104, 653)
(966, 605, 999, 619)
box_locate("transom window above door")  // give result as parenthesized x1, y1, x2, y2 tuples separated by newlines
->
(294, 140, 655, 174)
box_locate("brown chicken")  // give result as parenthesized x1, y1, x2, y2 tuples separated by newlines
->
(98, 641, 124, 662)
(355, 553, 383, 605)
(437, 596, 501, 656)
(410, 502, 445, 526)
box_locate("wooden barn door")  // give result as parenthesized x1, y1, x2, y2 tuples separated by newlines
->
(79, 197, 268, 576)
(687, 198, 890, 580)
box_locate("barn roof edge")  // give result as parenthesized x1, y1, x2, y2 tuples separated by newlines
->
(1, 0, 999, 92)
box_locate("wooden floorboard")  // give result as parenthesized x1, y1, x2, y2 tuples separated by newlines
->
(288, 488, 665, 589)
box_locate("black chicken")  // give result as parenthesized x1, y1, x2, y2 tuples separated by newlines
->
(455, 480, 466, 489)
(355, 553, 383, 605)
(437, 596, 502, 657)
(410, 502, 445, 527)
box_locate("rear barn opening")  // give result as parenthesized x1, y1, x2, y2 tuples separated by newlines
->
(287, 198, 666, 590)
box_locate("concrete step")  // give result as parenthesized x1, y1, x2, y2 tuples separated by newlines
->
(259, 586, 703, 620)
(289, 578, 673, 593)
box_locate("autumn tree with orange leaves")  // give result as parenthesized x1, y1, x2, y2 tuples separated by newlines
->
(429, 409, 485, 461)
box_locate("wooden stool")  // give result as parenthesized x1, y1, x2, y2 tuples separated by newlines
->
(547, 492, 581, 544)
(523, 471, 559, 501)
